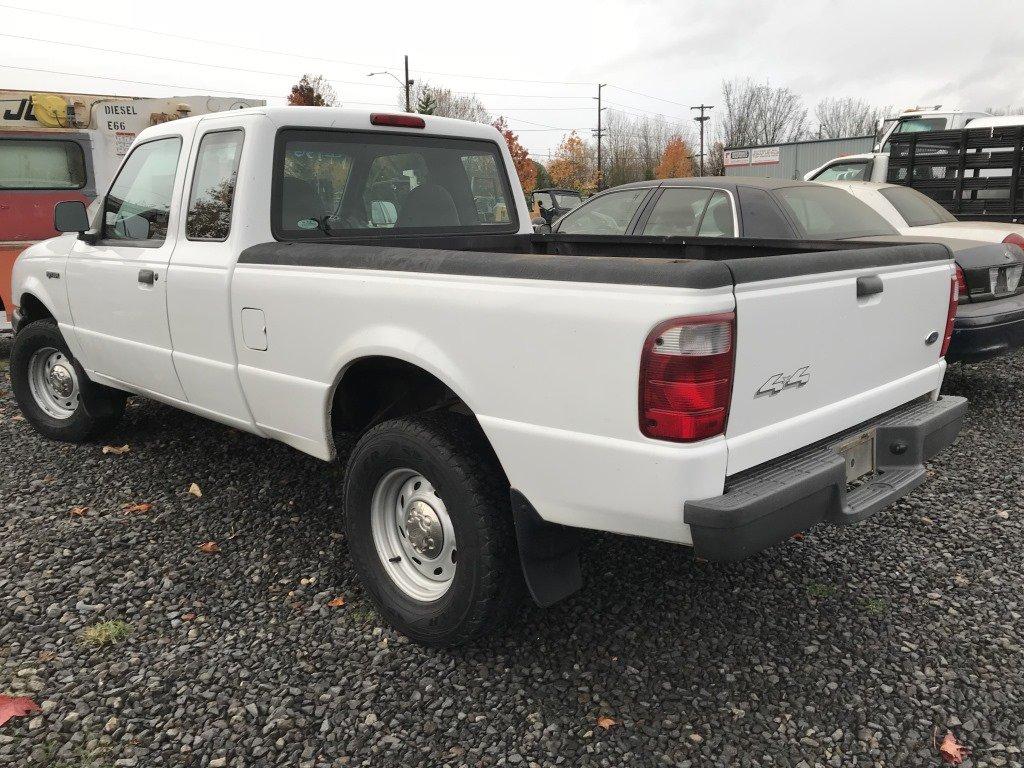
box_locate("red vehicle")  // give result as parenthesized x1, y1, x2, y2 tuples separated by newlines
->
(0, 129, 95, 326)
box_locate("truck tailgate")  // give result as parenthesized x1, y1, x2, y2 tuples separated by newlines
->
(723, 245, 954, 474)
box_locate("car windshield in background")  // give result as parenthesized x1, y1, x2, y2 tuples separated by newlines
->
(878, 185, 958, 227)
(0, 139, 86, 190)
(774, 185, 898, 239)
(556, 188, 649, 235)
(553, 192, 582, 209)
(273, 130, 516, 238)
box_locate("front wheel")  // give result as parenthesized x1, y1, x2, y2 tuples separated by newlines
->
(343, 414, 523, 646)
(10, 319, 125, 442)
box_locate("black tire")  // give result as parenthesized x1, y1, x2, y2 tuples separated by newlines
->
(343, 413, 524, 646)
(10, 319, 126, 442)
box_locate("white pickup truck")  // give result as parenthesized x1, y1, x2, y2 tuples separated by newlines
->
(8, 107, 966, 646)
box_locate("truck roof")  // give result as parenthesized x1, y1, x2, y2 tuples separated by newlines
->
(136, 106, 505, 143)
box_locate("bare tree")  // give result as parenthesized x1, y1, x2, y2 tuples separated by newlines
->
(716, 77, 808, 148)
(402, 82, 489, 123)
(985, 105, 1024, 116)
(601, 111, 692, 186)
(814, 97, 887, 138)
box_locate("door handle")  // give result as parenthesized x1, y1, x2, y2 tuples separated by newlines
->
(856, 275, 883, 297)
(138, 269, 157, 286)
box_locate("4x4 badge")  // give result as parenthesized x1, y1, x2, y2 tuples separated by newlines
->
(756, 366, 811, 398)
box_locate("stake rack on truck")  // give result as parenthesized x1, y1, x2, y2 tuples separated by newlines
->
(8, 107, 966, 646)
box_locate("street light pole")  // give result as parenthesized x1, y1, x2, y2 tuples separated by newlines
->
(404, 55, 411, 112)
(597, 83, 603, 191)
(368, 58, 414, 112)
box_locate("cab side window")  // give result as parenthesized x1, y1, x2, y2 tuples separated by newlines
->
(643, 188, 713, 236)
(103, 137, 182, 244)
(186, 130, 244, 241)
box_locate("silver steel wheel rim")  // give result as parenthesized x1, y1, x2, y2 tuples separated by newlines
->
(370, 468, 457, 602)
(27, 347, 80, 420)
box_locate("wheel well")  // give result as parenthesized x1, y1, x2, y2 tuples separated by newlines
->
(331, 357, 473, 440)
(18, 293, 54, 324)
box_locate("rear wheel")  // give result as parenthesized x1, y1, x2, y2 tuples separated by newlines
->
(343, 414, 523, 646)
(10, 319, 125, 442)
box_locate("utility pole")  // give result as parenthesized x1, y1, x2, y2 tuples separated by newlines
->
(404, 55, 411, 112)
(596, 83, 603, 191)
(691, 104, 714, 176)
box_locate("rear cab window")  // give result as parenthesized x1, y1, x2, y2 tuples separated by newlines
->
(272, 130, 518, 238)
(773, 185, 897, 239)
(0, 138, 86, 190)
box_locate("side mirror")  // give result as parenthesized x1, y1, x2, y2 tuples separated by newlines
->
(531, 216, 551, 234)
(54, 200, 90, 233)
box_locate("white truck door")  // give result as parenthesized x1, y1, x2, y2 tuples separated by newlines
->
(66, 135, 186, 399)
(164, 126, 255, 427)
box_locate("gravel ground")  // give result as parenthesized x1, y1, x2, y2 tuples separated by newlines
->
(1, 332, 1022, 768)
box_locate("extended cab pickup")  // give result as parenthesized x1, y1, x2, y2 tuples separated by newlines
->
(9, 107, 967, 646)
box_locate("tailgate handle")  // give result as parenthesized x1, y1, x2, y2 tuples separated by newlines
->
(856, 275, 883, 297)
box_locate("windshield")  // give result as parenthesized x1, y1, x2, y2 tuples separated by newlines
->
(553, 192, 582, 209)
(879, 185, 957, 226)
(773, 185, 898, 239)
(894, 117, 947, 134)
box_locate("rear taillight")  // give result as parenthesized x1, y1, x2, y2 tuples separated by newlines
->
(1001, 233, 1024, 249)
(639, 313, 735, 442)
(955, 264, 967, 296)
(940, 273, 959, 357)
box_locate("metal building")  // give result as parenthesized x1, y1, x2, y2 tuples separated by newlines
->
(723, 135, 874, 180)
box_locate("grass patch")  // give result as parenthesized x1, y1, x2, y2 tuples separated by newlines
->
(806, 583, 837, 599)
(863, 597, 888, 615)
(81, 620, 133, 647)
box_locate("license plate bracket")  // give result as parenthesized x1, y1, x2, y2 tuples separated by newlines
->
(834, 428, 876, 483)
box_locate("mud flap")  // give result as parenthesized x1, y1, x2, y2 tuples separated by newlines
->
(510, 489, 582, 607)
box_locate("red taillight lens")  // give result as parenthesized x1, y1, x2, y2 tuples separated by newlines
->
(940, 273, 959, 357)
(370, 113, 426, 129)
(639, 314, 735, 442)
(955, 264, 967, 296)
(1002, 233, 1024, 249)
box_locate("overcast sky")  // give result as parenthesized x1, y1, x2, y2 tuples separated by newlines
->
(4, 0, 1023, 158)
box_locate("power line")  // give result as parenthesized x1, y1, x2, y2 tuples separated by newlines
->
(606, 85, 691, 109)
(0, 2, 594, 88)
(0, 32, 399, 90)
(0, 63, 281, 100)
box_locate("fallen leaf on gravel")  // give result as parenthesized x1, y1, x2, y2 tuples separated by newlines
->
(122, 502, 153, 514)
(790, 532, 805, 541)
(181, 612, 196, 621)
(102, 444, 130, 455)
(995, 510, 1009, 519)
(940, 731, 970, 764)
(0, 695, 41, 727)
(188, 483, 203, 498)
(596, 716, 616, 730)
(198, 541, 220, 554)
(920, 516, 935, 525)
(37, 651, 56, 662)
(12, 414, 24, 422)
(69, 506, 89, 517)
(327, 596, 346, 607)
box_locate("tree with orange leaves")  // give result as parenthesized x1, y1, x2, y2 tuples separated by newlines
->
(548, 131, 595, 192)
(492, 117, 537, 194)
(655, 137, 696, 179)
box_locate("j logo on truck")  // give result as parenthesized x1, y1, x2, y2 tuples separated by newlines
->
(756, 366, 811, 397)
